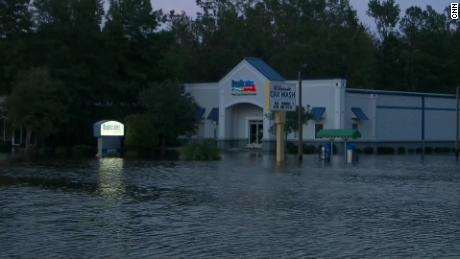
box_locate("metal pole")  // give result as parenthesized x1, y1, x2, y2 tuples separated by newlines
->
(298, 71, 303, 161)
(456, 86, 459, 161)
(421, 96, 425, 160)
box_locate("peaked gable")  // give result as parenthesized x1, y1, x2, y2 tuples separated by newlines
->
(244, 57, 285, 81)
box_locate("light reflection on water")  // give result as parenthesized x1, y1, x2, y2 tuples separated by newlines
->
(97, 158, 125, 199)
(0, 153, 459, 258)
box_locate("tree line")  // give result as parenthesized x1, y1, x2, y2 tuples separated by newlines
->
(0, 0, 459, 149)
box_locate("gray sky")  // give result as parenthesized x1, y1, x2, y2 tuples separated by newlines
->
(152, 0, 455, 31)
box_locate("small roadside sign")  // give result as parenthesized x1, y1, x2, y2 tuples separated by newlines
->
(269, 83, 297, 112)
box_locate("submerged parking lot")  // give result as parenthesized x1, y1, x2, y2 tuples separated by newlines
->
(0, 153, 459, 258)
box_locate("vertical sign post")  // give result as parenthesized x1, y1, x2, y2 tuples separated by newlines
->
(269, 83, 297, 165)
(297, 72, 303, 161)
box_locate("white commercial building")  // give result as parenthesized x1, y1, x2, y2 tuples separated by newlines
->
(185, 57, 458, 151)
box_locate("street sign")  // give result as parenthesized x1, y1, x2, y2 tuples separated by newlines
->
(269, 83, 297, 111)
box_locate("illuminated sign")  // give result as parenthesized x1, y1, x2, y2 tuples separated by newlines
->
(269, 83, 297, 111)
(232, 80, 257, 95)
(101, 121, 124, 136)
(94, 120, 124, 137)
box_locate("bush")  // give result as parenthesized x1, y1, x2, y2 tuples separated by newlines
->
(416, 148, 423, 154)
(363, 147, 374, 154)
(377, 146, 395, 155)
(287, 143, 297, 154)
(183, 139, 220, 161)
(38, 147, 53, 156)
(72, 145, 95, 157)
(55, 146, 69, 156)
(434, 147, 451, 153)
(303, 144, 317, 154)
(397, 147, 406, 154)
(0, 142, 11, 153)
(424, 146, 433, 154)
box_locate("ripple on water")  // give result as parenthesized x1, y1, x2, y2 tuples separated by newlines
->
(0, 154, 460, 258)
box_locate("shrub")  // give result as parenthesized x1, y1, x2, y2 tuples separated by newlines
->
(408, 148, 415, 154)
(303, 144, 317, 154)
(415, 148, 423, 154)
(397, 147, 406, 154)
(55, 146, 69, 156)
(434, 147, 451, 153)
(72, 145, 95, 157)
(287, 143, 297, 154)
(377, 146, 395, 155)
(363, 147, 374, 154)
(424, 146, 433, 154)
(183, 139, 220, 161)
(38, 147, 53, 156)
(0, 142, 11, 153)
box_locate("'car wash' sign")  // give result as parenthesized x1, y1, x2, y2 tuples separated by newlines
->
(269, 83, 297, 111)
(231, 80, 257, 96)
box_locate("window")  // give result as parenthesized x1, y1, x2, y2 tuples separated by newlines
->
(352, 123, 358, 130)
(315, 124, 323, 139)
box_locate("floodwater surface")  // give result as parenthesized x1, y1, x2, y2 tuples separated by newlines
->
(0, 153, 459, 258)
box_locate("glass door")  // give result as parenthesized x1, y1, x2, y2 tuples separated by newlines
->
(249, 120, 263, 147)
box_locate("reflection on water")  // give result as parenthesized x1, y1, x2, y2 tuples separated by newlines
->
(97, 158, 125, 199)
(0, 154, 459, 258)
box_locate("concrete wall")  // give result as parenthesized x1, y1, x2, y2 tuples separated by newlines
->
(346, 89, 457, 143)
(285, 79, 345, 141)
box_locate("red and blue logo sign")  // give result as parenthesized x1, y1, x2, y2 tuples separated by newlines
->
(231, 80, 256, 95)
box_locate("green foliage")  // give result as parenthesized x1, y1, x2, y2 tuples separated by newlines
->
(72, 144, 96, 157)
(138, 80, 198, 141)
(7, 68, 68, 143)
(377, 146, 395, 154)
(124, 114, 158, 148)
(363, 147, 374, 154)
(424, 146, 433, 154)
(397, 146, 406, 154)
(367, 0, 400, 39)
(434, 147, 451, 153)
(285, 106, 313, 135)
(182, 139, 220, 161)
(55, 146, 69, 156)
(1, 0, 460, 149)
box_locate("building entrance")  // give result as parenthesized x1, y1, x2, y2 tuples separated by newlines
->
(249, 120, 263, 147)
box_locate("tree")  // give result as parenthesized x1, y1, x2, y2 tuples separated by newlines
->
(285, 106, 313, 140)
(0, 0, 32, 94)
(124, 114, 159, 149)
(138, 81, 198, 159)
(367, 0, 400, 40)
(7, 67, 68, 151)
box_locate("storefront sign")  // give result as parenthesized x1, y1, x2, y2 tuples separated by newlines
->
(231, 80, 257, 95)
(94, 120, 125, 137)
(269, 83, 297, 111)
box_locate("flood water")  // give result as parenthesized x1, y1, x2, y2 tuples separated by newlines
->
(0, 153, 459, 258)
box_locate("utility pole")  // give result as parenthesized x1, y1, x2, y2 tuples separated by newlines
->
(456, 86, 459, 161)
(297, 71, 303, 161)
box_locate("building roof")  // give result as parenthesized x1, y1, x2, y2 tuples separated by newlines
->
(347, 88, 455, 99)
(244, 57, 285, 81)
(207, 108, 219, 122)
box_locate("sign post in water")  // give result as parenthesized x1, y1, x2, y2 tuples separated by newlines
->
(267, 83, 297, 165)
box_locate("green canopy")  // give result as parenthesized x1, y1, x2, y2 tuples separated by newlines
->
(317, 129, 362, 139)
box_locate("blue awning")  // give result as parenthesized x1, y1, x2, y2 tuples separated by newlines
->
(311, 107, 326, 121)
(195, 107, 206, 120)
(207, 108, 219, 122)
(351, 107, 368, 121)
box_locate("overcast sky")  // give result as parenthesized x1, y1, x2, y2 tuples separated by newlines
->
(152, 0, 455, 31)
